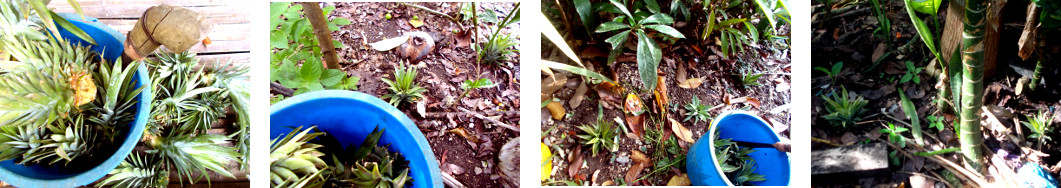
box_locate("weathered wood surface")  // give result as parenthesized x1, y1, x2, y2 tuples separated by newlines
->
(811, 142, 889, 177)
(50, 0, 250, 65)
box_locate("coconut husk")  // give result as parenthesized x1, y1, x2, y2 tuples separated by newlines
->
(124, 4, 211, 59)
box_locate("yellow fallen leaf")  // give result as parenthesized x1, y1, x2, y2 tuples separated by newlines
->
(546, 101, 565, 120)
(670, 118, 695, 143)
(409, 16, 424, 28)
(630, 150, 651, 166)
(666, 173, 691, 186)
(678, 78, 704, 88)
(541, 142, 552, 181)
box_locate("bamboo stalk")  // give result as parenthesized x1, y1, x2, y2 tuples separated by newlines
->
(960, 0, 987, 173)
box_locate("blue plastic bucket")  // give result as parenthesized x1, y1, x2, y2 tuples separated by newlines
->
(687, 110, 790, 186)
(270, 90, 443, 187)
(0, 15, 150, 187)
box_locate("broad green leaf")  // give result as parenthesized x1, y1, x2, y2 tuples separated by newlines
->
(300, 59, 323, 83)
(703, 10, 716, 40)
(594, 2, 622, 14)
(898, 88, 923, 146)
(644, 0, 661, 13)
(574, 0, 595, 32)
(719, 18, 748, 27)
(636, 30, 662, 91)
(909, 0, 942, 14)
(49, 10, 95, 44)
(904, 0, 941, 60)
(644, 24, 685, 39)
(332, 17, 351, 25)
(753, 0, 777, 29)
(595, 21, 631, 33)
(541, 60, 614, 84)
(271, 30, 289, 49)
(639, 13, 674, 25)
(320, 69, 345, 87)
(609, 0, 635, 23)
(832, 62, 843, 75)
(342, 76, 360, 90)
(604, 30, 631, 49)
(271, 3, 289, 20)
(539, 11, 583, 66)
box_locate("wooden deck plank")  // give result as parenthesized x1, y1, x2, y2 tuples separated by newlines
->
(51, 5, 249, 24)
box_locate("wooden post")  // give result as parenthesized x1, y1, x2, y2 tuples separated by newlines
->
(300, 2, 341, 69)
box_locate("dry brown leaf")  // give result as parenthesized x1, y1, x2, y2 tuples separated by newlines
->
(678, 78, 704, 88)
(625, 163, 645, 184)
(568, 152, 584, 179)
(594, 81, 624, 107)
(729, 97, 762, 108)
(654, 75, 669, 115)
(624, 94, 645, 138)
(630, 150, 650, 166)
(448, 127, 480, 143)
(546, 101, 565, 120)
(666, 174, 691, 186)
(670, 118, 695, 143)
(541, 69, 568, 101)
(601, 180, 615, 186)
(569, 82, 588, 109)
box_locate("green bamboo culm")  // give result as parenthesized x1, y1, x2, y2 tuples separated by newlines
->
(959, 0, 987, 172)
(1031, 60, 1043, 90)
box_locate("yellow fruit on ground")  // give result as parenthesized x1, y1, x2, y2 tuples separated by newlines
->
(541, 142, 552, 181)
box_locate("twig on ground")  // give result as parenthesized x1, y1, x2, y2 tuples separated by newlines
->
(424, 110, 520, 117)
(399, 2, 464, 28)
(271, 82, 294, 97)
(458, 107, 519, 132)
(442, 172, 467, 188)
(879, 138, 989, 187)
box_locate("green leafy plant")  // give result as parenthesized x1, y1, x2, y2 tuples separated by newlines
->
(477, 3, 520, 65)
(382, 62, 427, 107)
(576, 115, 618, 157)
(880, 122, 909, 148)
(270, 2, 357, 96)
(714, 131, 766, 185)
(596, 0, 685, 91)
(900, 61, 923, 84)
(270, 126, 326, 188)
(897, 88, 923, 146)
(736, 69, 764, 87)
(459, 78, 496, 101)
(903, 0, 943, 61)
(151, 134, 240, 184)
(926, 115, 945, 131)
(870, 0, 891, 40)
(1035, 0, 1061, 28)
(319, 126, 413, 188)
(1023, 110, 1054, 150)
(821, 86, 869, 128)
(814, 61, 843, 85)
(683, 97, 715, 123)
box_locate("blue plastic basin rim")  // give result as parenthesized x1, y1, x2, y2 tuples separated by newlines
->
(0, 14, 150, 187)
(270, 90, 443, 187)
(707, 110, 791, 186)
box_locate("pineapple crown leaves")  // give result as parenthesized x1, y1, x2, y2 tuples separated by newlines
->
(224, 79, 251, 170)
(150, 134, 240, 185)
(576, 117, 618, 157)
(381, 61, 427, 107)
(96, 152, 168, 188)
(1023, 110, 1055, 141)
(0, 36, 97, 127)
(683, 96, 715, 124)
(270, 126, 327, 187)
(821, 86, 869, 128)
(1, 115, 91, 165)
(87, 59, 146, 130)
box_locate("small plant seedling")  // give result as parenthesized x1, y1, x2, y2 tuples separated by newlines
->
(814, 61, 843, 84)
(901, 61, 923, 84)
(926, 115, 944, 131)
(458, 78, 497, 101)
(575, 115, 618, 157)
(737, 71, 764, 87)
(821, 86, 869, 128)
(880, 122, 909, 148)
(870, 0, 891, 41)
(1023, 110, 1055, 149)
(683, 97, 715, 124)
(382, 62, 428, 107)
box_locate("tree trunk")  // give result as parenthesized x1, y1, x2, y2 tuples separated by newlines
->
(300, 2, 341, 69)
(960, 0, 987, 172)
